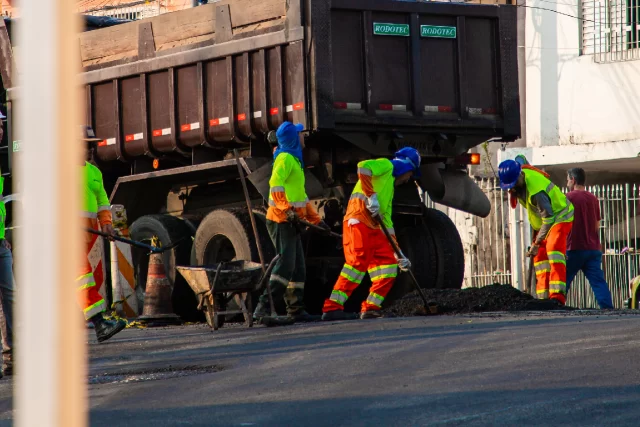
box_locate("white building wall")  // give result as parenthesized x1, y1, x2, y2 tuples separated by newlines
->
(524, 0, 640, 148)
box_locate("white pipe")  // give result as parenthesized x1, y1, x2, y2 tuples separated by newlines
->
(16, 1, 86, 426)
(110, 241, 122, 316)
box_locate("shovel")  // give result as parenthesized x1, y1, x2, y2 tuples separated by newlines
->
(297, 218, 343, 240)
(85, 228, 186, 254)
(374, 216, 430, 312)
(526, 251, 535, 296)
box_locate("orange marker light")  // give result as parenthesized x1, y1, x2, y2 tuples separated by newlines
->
(470, 153, 481, 165)
(153, 159, 160, 169)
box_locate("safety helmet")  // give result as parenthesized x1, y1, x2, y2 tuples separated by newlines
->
(498, 159, 522, 190)
(514, 154, 530, 166)
(393, 147, 422, 178)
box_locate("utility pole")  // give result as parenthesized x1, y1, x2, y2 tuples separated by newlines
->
(16, 0, 85, 426)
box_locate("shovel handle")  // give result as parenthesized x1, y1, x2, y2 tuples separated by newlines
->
(297, 219, 343, 240)
(374, 216, 431, 309)
(84, 228, 176, 253)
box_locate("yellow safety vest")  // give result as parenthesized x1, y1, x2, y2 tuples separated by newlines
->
(83, 162, 110, 219)
(521, 169, 574, 231)
(268, 153, 309, 208)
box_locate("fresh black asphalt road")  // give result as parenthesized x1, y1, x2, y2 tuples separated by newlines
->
(0, 312, 639, 426)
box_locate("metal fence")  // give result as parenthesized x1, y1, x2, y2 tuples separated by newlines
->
(85, 1, 161, 21)
(565, 184, 640, 308)
(429, 178, 640, 308)
(425, 178, 513, 289)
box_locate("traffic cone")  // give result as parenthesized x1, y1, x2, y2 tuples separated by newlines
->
(137, 250, 182, 327)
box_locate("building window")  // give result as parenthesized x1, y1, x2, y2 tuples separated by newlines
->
(581, 0, 640, 62)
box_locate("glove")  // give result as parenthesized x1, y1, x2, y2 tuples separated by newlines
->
(366, 193, 380, 217)
(395, 250, 411, 272)
(286, 209, 298, 223)
(526, 244, 539, 257)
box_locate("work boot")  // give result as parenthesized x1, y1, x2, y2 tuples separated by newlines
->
(92, 314, 127, 343)
(253, 301, 270, 322)
(360, 310, 396, 319)
(288, 311, 321, 323)
(321, 310, 359, 321)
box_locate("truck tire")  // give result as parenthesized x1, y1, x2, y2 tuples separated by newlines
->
(129, 215, 198, 321)
(422, 208, 465, 289)
(382, 222, 439, 306)
(193, 209, 277, 318)
(192, 208, 274, 265)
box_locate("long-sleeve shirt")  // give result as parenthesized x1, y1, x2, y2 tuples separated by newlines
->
(83, 162, 112, 226)
(344, 158, 395, 235)
(266, 153, 321, 224)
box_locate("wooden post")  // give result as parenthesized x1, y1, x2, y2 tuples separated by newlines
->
(16, 1, 86, 426)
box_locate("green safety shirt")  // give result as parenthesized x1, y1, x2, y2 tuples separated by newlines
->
(520, 168, 574, 232)
(268, 153, 309, 209)
(83, 161, 110, 219)
(347, 158, 395, 234)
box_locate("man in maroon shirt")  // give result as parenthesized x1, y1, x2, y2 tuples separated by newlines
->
(565, 168, 614, 308)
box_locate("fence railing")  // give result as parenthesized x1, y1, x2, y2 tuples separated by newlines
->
(425, 178, 513, 289)
(565, 184, 640, 308)
(429, 178, 640, 308)
(84, 1, 161, 21)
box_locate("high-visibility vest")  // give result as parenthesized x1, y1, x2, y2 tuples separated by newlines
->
(83, 162, 111, 219)
(268, 153, 309, 208)
(521, 169, 574, 231)
(349, 158, 395, 232)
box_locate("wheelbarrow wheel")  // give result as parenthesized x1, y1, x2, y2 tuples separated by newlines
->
(205, 295, 226, 330)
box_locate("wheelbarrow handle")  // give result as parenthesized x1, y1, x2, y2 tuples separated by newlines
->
(84, 228, 184, 254)
(257, 254, 281, 292)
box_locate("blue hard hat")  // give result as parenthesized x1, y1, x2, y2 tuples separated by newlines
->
(393, 147, 422, 178)
(275, 121, 304, 146)
(498, 159, 522, 190)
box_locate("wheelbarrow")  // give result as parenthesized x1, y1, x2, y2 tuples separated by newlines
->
(176, 256, 279, 330)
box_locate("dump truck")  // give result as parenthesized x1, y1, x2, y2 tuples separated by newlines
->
(1, 0, 520, 319)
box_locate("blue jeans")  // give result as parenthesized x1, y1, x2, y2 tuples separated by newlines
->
(0, 246, 14, 361)
(566, 250, 613, 309)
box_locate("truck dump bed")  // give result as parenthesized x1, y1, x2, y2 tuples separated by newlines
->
(75, 0, 519, 163)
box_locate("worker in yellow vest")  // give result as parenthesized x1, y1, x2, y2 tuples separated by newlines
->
(253, 122, 329, 323)
(499, 159, 574, 305)
(322, 147, 420, 320)
(80, 126, 126, 342)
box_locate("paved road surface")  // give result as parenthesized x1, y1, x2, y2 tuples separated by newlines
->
(0, 312, 639, 426)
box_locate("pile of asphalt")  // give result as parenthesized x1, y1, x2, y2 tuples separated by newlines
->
(383, 284, 571, 316)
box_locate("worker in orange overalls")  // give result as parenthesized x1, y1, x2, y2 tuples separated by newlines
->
(80, 126, 126, 342)
(499, 159, 574, 305)
(322, 147, 421, 320)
